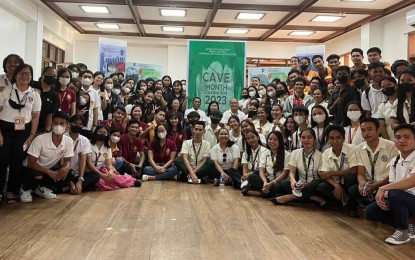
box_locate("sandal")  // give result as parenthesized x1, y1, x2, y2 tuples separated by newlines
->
(6, 192, 19, 204)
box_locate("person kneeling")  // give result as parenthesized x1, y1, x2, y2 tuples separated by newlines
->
(20, 112, 74, 202)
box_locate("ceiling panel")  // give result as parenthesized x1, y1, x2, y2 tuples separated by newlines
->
(207, 27, 269, 37)
(136, 6, 209, 22)
(77, 22, 139, 33)
(143, 24, 202, 35)
(288, 13, 370, 27)
(222, 0, 304, 5)
(213, 10, 290, 24)
(269, 30, 335, 40)
(313, 0, 403, 9)
(55, 3, 133, 19)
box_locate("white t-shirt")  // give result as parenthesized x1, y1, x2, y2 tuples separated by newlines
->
(361, 85, 386, 116)
(24, 132, 74, 169)
(321, 143, 357, 184)
(0, 84, 41, 123)
(389, 150, 415, 196)
(221, 109, 246, 125)
(83, 86, 100, 130)
(91, 144, 112, 169)
(242, 145, 268, 172)
(210, 143, 240, 170)
(289, 148, 322, 183)
(259, 150, 290, 181)
(182, 139, 211, 168)
(65, 132, 91, 175)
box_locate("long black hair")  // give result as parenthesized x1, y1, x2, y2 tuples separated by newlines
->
(153, 124, 168, 153)
(245, 129, 262, 162)
(266, 131, 285, 174)
(90, 125, 110, 148)
(396, 69, 415, 123)
(342, 101, 365, 127)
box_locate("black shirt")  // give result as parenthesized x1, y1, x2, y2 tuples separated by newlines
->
(328, 85, 360, 125)
(31, 81, 59, 131)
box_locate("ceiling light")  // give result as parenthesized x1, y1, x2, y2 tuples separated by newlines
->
(341, 0, 375, 2)
(236, 13, 265, 20)
(96, 23, 119, 29)
(80, 6, 109, 14)
(226, 28, 249, 34)
(289, 31, 315, 36)
(160, 9, 187, 17)
(162, 26, 184, 32)
(311, 15, 344, 22)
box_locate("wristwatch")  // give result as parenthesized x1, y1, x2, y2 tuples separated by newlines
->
(79, 176, 85, 182)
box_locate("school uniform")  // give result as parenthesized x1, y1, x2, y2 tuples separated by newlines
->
(254, 121, 272, 137)
(210, 143, 241, 188)
(83, 85, 100, 130)
(376, 99, 397, 141)
(343, 125, 363, 147)
(260, 150, 291, 198)
(221, 109, 246, 125)
(119, 134, 144, 164)
(143, 140, 178, 180)
(242, 145, 269, 191)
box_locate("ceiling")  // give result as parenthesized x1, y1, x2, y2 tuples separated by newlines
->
(40, 0, 415, 43)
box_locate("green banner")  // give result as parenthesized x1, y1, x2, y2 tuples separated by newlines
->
(187, 40, 246, 111)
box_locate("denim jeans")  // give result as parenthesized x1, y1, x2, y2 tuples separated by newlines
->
(143, 166, 179, 180)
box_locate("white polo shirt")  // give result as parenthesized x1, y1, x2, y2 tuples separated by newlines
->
(377, 99, 397, 141)
(0, 74, 12, 88)
(289, 148, 322, 183)
(291, 130, 303, 151)
(343, 126, 363, 147)
(221, 109, 246, 125)
(237, 133, 266, 153)
(91, 87, 103, 121)
(254, 121, 272, 137)
(82, 85, 100, 130)
(259, 150, 290, 181)
(91, 144, 112, 168)
(361, 84, 386, 116)
(184, 108, 208, 122)
(356, 138, 398, 182)
(0, 84, 41, 123)
(65, 132, 91, 175)
(321, 143, 357, 184)
(389, 150, 415, 196)
(242, 145, 268, 172)
(24, 132, 74, 169)
(203, 124, 220, 149)
(182, 139, 211, 168)
(210, 143, 240, 170)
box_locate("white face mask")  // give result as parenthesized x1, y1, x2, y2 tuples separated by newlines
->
(267, 90, 275, 98)
(71, 72, 79, 78)
(110, 135, 120, 143)
(157, 132, 167, 139)
(52, 125, 66, 135)
(258, 89, 266, 97)
(294, 115, 305, 125)
(59, 77, 70, 86)
(122, 87, 131, 94)
(79, 96, 87, 106)
(112, 88, 121, 95)
(82, 78, 92, 86)
(347, 111, 361, 121)
(312, 114, 326, 124)
(105, 84, 113, 90)
(249, 91, 256, 97)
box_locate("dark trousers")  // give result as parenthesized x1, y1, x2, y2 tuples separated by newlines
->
(267, 179, 287, 198)
(0, 121, 31, 194)
(225, 168, 243, 188)
(365, 190, 415, 230)
(317, 174, 357, 204)
(280, 178, 322, 201)
(348, 180, 376, 210)
(174, 158, 217, 182)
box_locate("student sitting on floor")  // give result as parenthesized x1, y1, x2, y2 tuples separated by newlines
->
(210, 127, 241, 189)
(20, 112, 74, 202)
(366, 124, 415, 245)
(270, 128, 326, 207)
(174, 121, 215, 184)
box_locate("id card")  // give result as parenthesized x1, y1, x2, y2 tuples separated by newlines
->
(14, 116, 25, 131)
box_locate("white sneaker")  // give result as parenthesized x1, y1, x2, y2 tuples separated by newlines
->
(409, 224, 415, 239)
(34, 186, 57, 199)
(141, 175, 149, 181)
(385, 230, 410, 245)
(19, 186, 32, 203)
(241, 180, 249, 189)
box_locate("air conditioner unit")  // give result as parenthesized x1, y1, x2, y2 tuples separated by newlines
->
(407, 10, 415, 27)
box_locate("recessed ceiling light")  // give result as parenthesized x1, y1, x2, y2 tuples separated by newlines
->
(162, 26, 184, 32)
(311, 15, 344, 22)
(236, 13, 265, 20)
(289, 31, 315, 36)
(160, 9, 186, 17)
(226, 28, 250, 34)
(96, 23, 119, 29)
(341, 0, 375, 2)
(80, 6, 109, 14)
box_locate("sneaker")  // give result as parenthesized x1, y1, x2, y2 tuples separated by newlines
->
(34, 186, 57, 199)
(409, 224, 415, 239)
(385, 230, 410, 245)
(141, 175, 149, 182)
(240, 180, 249, 189)
(19, 186, 32, 203)
(134, 180, 142, 187)
(241, 184, 251, 196)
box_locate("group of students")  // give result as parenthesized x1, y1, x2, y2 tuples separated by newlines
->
(0, 48, 415, 246)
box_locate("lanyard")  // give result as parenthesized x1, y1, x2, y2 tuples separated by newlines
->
(333, 153, 345, 171)
(251, 146, 261, 171)
(192, 140, 203, 166)
(405, 102, 411, 121)
(12, 89, 28, 112)
(302, 150, 315, 182)
(95, 152, 101, 166)
(270, 152, 278, 175)
(366, 150, 379, 181)
(73, 139, 79, 153)
(59, 90, 68, 107)
(348, 126, 359, 144)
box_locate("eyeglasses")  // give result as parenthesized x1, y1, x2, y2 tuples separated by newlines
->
(223, 153, 227, 163)
(17, 72, 31, 77)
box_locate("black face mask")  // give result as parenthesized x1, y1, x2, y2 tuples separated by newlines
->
(211, 117, 221, 124)
(44, 75, 56, 85)
(94, 133, 108, 142)
(275, 89, 285, 97)
(242, 94, 249, 99)
(70, 125, 82, 133)
(300, 65, 308, 71)
(248, 110, 257, 117)
(400, 83, 415, 92)
(8, 89, 27, 110)
(354, 78, 366, 89)
(337, 75, 349, 84)
(382, 87, 396, 97)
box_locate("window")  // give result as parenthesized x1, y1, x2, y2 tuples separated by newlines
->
(42, 40, 65, 69)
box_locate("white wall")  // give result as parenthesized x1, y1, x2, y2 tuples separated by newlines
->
(325, 29, 361, 56)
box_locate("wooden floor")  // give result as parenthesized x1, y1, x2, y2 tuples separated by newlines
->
(0, 181, 414, 260)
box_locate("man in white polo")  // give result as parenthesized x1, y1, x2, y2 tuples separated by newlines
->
(20, 112, 74, 202)
(221, 98, 246, 127)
